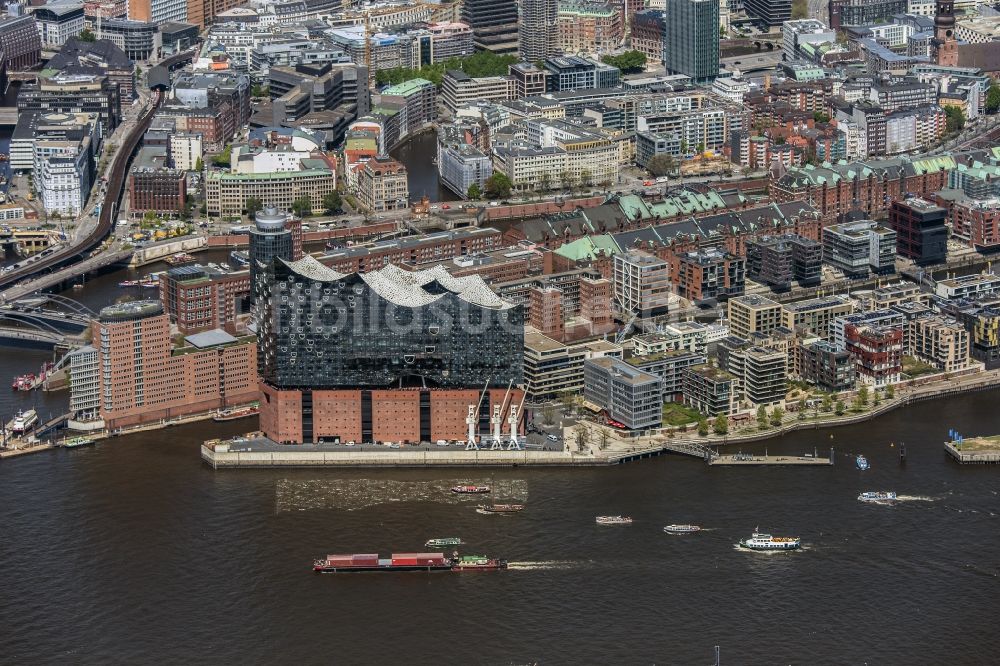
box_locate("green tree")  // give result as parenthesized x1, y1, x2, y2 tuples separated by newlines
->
(244, 197, 263, 217)
(712, 414, 729, 435)
(466, 183, 482, 200)
(646, 154, 676, 177)
(484, 173, 512, 199)
(600, 51, 647, 74)
(987, 83, 1000, 114)
(194, 157, 204, 172)
(697, 417, 709, 437)
(944, 105, 966, 133)
(756, 405, 768, 429)
(212, 145, 232, 168)
(873, 391, 882, 406)
(769, 407, 785, 427)
(79, 28, 96, 42)
(560, 170, 576, 191)
(291, 196, 312, 218)
(797, 398, 807, 420)
(538, 172, 552, 192)
(886, 384, 895, 399)
(858, 386, 869, 406)
(542, 404, 555, 425)
(822, 394, 833, 413)
(812, 111, 831, 123)
(791, 0, 809, 19)
(251, 84, 270, 98)
(322, 191, 342, 213)
(835, 400, 846, 416)
(579, 169, 592, 188)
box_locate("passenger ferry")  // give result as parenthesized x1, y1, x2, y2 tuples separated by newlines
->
(425, 538, 463, 548)
(451, 485, 490, 494)
(663, 524, 702, 534)
(477, 504, 524, 513)
(595, 515, 633, 525)
(8, 409, 38, 435)
(856, 455, 870, 470)
(858, 491, 897, 503)
(738, 528, 801, 551)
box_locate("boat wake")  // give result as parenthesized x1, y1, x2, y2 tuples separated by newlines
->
(506, 560, 583, 571)
(895, 494, 937, 502)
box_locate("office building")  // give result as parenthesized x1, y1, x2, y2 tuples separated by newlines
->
(823, 220, 897, 277)
(508, 62, 549, 99)
(49, 36, 136, 101)
(663, 0, 719, 83)
(728, 295, 782, 340)
(160, 264, 250, 334)
(441, 71, 512, 113)
(186, 0, 245, 28)
(613, 250, 671, 318)
(68, 346, 100, 422)
(541, 55, 621, 92)
(0, 11, 42, 69)
(780, 295, 855, 340)
(169, 132, 203, 171)
(744, 0, 790, 27)
(683, 364, 737, 416)
(520, 0, 559, 62)
(626, 349, 705, 402)
(10, 110, 99, 174)
(437, 141, 493, 198)
(356, 155, 408, 213)
(34, 118, 97, 217)
(18, 71, 121, 135)
(584, 357, 663, 431)
(557, 1, 625, 56)
(35, 2, 86, 48)
(257, 259, 524, 444)
(126, 0, 187, 24)
(378, 78, 437, 146)
(128, 146, 186, 215)
(248, 206, 295, 311)
(524, 329, 622, 398)
(93, 18, 160, 61)
(828, 0, 907, 30)
(888, 197, 948, 265)
(632, 9, 666, 65)
(460, 0, 519, 54)
(79, 301, 258, 430)
(745, 234, 822, 291)
(798, 340, 856, 393)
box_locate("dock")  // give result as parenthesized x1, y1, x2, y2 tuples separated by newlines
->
(708, 451, 834, 466)
(945, 436, 1000, 464)
(0, 442, 54, 459)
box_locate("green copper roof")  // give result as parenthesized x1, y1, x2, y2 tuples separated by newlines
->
(554, 234, 620, 262)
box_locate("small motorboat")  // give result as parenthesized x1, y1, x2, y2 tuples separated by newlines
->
(477, 504, 524, 513)
(451, 485, 490, 494)
(856, 455, 870, 470)
(595, 515, 633, 525)
(858, 491, 897, 503)
(663, 524, 702, 534)
(62, 437, 95, 449)
(425, 538, 463, 548)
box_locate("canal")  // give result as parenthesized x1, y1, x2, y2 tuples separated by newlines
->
(390, 130, 460, 204)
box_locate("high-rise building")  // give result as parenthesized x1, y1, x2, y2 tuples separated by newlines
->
(0, 11, 43, 70)
(613, 250, 671, 318)
(126, 0, 187, 24)
(249, 206, 295, 313)
(727, 295, 782, 340)
(520, 0, 558, 62)
(743, 0, 791, 26)
(461, 0, 519, 54)
(663, 0, 719, 83)
(186, 0, 246, 28)
(888, 197, 948, 265)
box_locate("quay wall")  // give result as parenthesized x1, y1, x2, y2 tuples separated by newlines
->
(202, 446, 609, 468)
(131, 236, 208, 266)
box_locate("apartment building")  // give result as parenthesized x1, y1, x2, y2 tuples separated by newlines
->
(798, 340, 856, 393)
(823, 220, 898, 277)
(909, 315, 971, 373)
(613, 250, 671, 318)
(523, 329, 622, 398)
(844, 323, 903, 386)
(727, 295, 782, 340)
(780, 295, 855, 341)
(626, 349, 706, 402)
(356, 155, 409, 213)
(718, 338, 788, 407)
(683, 364, 738, 416)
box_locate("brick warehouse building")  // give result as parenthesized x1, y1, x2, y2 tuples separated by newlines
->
(128, 146, 187, 216)
(257, 257, 525, 445)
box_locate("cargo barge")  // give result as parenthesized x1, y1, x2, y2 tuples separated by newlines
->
(313, 552, 507, 573)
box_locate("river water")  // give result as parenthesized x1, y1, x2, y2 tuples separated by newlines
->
(391, 130, 460, 204)
(2, 186, 1000, 662)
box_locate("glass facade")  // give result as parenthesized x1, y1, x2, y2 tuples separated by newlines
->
(258, 259, 524, 389)
(249, 206, 294, 311)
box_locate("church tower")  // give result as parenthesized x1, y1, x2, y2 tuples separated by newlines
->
(934, 0, 959, 67)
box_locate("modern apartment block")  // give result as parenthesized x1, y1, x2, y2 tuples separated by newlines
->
(844, 323, 903, 386)
(718, 337, 788, 407)
(159, 265, 251, 335)
(613, 250, 671, 318)
(822, 220, 897, 277)
(909, 315, 971, 373)
(798, 340, 856, 393)
(633, 322, 711, 356)
(663, 0, 719, 83)
(683, 364, 737, 416)
(780, 295, 855, 340)
(934, 272, 1000, 301)
(626, 349, 706, 402)
(584, 357, 663, 431)
(675, 249, 745, 304)
(524, 329, 622, 398)
(727, 295, 782, 340)
(745, 234, 822, 291)
(74, 301, 258, 430)
(460, 0, 519, 54)
(888, 197, 948, 265)
(949, 198, 1000, 251)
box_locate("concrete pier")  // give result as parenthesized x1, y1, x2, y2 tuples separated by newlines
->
(708, 453, 833, 466)
(945, 437, 1000, 464)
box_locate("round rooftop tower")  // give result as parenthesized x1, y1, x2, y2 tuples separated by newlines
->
(254, 205, 287, 233)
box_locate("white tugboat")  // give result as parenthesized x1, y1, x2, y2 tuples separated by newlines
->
(858, 491, 897, 503)
(596, 516, 633, 525)
(738, 528, 801, 551)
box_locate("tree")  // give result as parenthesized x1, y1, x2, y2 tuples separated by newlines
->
(873, 391, 881, 407)
(542, 404, 555, 426)
(769, 407, 785, 427)
(812, 111, 831, 123)
(858, 386, 869, 406)
(791, 0, 809, 19)
(822, 394, 833, 413)
(697, 417, 709, 437)
(291, 196, 312, 218)
(646, 154, 676, 177)
(484, 172, 512, 199)
(467, 183, 481, 200)
(600, 51, 647, 74)
(835, 400, 846, 416)
(79, 28, 96, 43)
(944, 105, 966, 133)
(574, 423, 591, 452)
(797, 398, 807, 420)
(244, 197, 263, 217)
(598, 429, 610, 450)
(538, 172, 552, 192)
(194, 157, 204, 172)
(322, 191, 342, 213)
(212, 145, 232, 168)
(886, 384, 895, 399)
(560, 170, 576, 191)
(712, 414, 729, 435)
(986, 83, 1000, 114)
(579, 169, 592, 188)
(757, 405, 768, 429)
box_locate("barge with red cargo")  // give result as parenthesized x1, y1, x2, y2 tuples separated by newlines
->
(313, 552, 507, 573)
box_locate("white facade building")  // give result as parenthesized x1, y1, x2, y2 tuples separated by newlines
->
(169, 132, 204, 171)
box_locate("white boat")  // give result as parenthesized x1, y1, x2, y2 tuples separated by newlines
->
(738, 528, 800, 551)
(856, 455, 870, 470)
(663, 524, 701, 534)
(595, 515, 633, 525)
(858, 491, 897, 503)
(8, 409, 38, 435)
